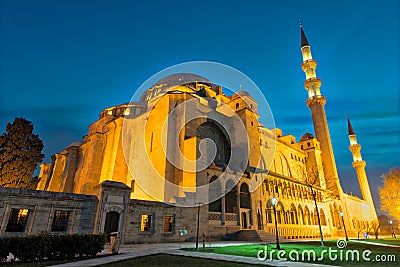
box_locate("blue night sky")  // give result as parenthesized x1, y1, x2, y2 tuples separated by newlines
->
(0, 0, 399, 214)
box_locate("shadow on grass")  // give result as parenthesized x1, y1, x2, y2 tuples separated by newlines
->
(99, 254, 253, 267)
(183, 240, 400, 267)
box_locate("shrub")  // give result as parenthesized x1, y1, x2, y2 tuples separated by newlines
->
(0, 232, 106, 262)
(0, 237, 10, 262)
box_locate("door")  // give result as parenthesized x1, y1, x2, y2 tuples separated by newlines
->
(257, 210, 262, 230)
(241, 212, 248, 229)
(104, 211, 120, 242)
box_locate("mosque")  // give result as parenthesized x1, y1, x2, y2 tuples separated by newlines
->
(34, 25, 378, 241)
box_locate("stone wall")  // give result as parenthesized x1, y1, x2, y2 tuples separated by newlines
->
(123, 199, 201, 244)
(0, 187, 98, 237)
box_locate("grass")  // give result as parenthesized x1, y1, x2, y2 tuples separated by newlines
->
(99, 254, 253, 267)
(184, 240, 400, 266)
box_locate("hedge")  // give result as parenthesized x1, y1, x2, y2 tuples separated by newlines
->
(0, 232, 106, 262)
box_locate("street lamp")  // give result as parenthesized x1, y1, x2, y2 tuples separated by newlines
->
(389, 220, 396, 238)
(195, 202, 202, 250)
(271, 196, 281, 249)
(340, 211, 349, 241)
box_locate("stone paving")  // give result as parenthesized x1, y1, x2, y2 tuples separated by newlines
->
(351, 239, 400, 248)
(50, 241, 337, 267)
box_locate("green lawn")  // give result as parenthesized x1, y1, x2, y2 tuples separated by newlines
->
(184, 240, 400, 266)
(99, 254, 253, 267)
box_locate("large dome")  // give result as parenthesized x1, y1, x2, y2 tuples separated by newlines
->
(300, 132, 315, 141)
(152, 73, 210, 87)
(140, 73, 212, 102)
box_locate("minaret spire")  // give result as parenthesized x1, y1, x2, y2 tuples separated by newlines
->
(300, 24, 341, 196)
(300, 23, 310, 48)
(347, 115, 355, 136)
(347, 116, 374, 206)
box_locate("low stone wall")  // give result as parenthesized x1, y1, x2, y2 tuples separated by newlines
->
(123, 199, 202, 244)
(0, 187, 98, 237)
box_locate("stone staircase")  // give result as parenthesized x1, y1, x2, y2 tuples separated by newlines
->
(236, 229, 276, 242)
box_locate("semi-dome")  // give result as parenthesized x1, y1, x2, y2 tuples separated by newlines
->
(300, 132, 315, 141)
(231, 90, 253, 100)
(140, 73, 213, 102)
(67, 141, 83, 148)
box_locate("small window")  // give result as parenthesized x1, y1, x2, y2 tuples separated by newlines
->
(307, 142, 311, 147)
(140, 214, 153, 232)
(6, 209, 29, 232)
(251, 121, 254, 126)
(163, 215, 174, 233)
(51, 210, 69, 232)
(235, 103, 239, 109)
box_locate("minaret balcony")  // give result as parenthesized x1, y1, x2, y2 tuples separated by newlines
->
(301, 59, 317, 71)
(352, 160, 366, 168)
(306, 95, 326, 107)
(304, 77, 321, 88)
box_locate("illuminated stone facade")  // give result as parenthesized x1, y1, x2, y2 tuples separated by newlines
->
(36, 26, 378, 241)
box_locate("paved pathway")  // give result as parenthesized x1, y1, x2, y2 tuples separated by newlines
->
(351, 239, 400, 248)
(50, 241, 337, 267)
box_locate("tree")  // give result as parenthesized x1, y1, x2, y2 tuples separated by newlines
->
(296, 163, 325, 246)
(371, 220, 381, 239)
(0, 118, 44, 188)
(379, 167, 400, 222)
(353, 219, 367, 239)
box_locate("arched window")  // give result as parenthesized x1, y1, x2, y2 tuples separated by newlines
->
(208, 176, 222, 212)
(333, 203, 341, 229)
(304, 206, 311, 225)
(298, 205, 304, 225)
(197, 121, 231, 167)
(320, 208, 326, 226)
(240, 183, 251, 209)
(266, 208, 273, 224)
(314, 207, 319, 225)
(225, 179, 237, 213)
(290, 204, 298, 224)
(274, 201, 285, 224)
(330, 204, 336, 227)
(338, 205, 344, 229)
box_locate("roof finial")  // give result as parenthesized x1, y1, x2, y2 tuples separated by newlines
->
(346, 115, 356, 136)
(300, 22, 310, 48)
(239, 84, 242, 91)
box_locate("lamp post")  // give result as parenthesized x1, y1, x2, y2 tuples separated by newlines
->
(340, 211, 349, 241)
(271, 197, 281, 249)
(389, 220, 396, 238)
(195, 202, 202, 250)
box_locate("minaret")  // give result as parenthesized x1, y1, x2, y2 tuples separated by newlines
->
(347, 116, 374, 205)
(300, 24, 341, 196)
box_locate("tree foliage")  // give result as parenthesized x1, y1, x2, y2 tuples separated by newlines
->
(379, 167, 400, 221)
(0, 118, 44, 188)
